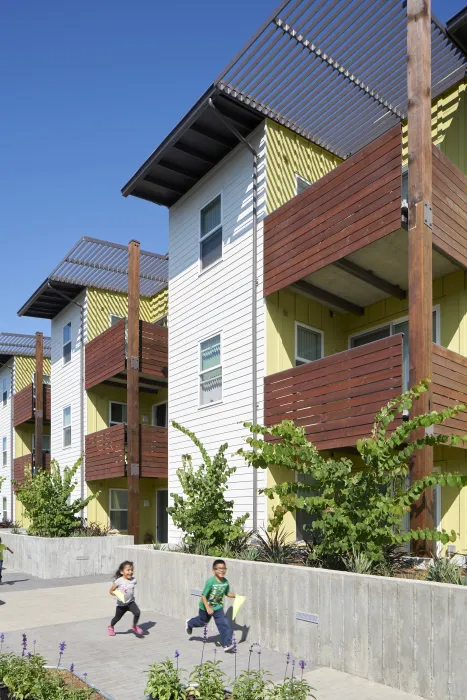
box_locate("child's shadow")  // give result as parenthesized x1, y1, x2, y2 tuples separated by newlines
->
(190, 609, 250, 645)
(119, 621, 156, 637)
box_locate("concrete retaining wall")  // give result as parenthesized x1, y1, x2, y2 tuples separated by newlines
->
(1, 533, 133, 578)
(118, 546, 467, 700)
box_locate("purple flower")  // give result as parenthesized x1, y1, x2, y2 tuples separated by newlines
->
(27, 652, 32, 660)
(83, 673, 88, 680)
(70, 663, 74, 674)
(232, 633, 238, 654)
(299, 660, 306, 670)
(21, 634, 27, 657)
(202, 625, 208, 643)
(286, 652, 291, 663)
(57, 641, 66, 667)
(174, 650, 180, 658)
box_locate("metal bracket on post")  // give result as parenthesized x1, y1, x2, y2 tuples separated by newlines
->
(130, 357, 139, 370)
(424, 202, 433, 229)
(35, 410, 43, 418)
(130, 463, 140, 477)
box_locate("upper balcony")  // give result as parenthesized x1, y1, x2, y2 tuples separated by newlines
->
(264, 335, 467, 451)
(13, 451, 51, 485)
(13, 383, 51, 428)
(263, 126, 467, 312)
(85, 423, 168, 481)
(85, 319, 168, 392)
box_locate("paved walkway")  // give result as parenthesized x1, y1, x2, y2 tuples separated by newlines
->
(0, 569, 421, 700)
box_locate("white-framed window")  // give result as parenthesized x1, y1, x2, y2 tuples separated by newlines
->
(199, 333, 222, 406)
(109, 401, 127, 427)
(152, 402, 168, 428)
(295, 323, 324, 366)
(155, 315, 168, 328)
(295, 173, 311, 195)
(2, 437, 6, 467)
(32, 434, 51, 453)
(2, 497, 7, 522)
(110, 314, 124, 327)
(109, 489, 128, 531)
(2, 378, 7, 406)
(63, 322, 72, 364)
(200, 194, 222, 271)
(63, 406, 71, 447)
(33, 373, 51, 385)
(349, 308, 439, 390)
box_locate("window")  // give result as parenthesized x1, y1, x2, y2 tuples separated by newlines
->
(295, 323, 323, 366)
(109, 489, 128, 531)
(2, 378, 7, 406)
(109, 401, 127, 427)
(63, 322, 72, 364)
(2, 498, 6, 522)
(2, 437, 6, 467)
(33, 373, 51, 385)
(63, 406, 71, 447)
(296, 174, 311, 195)
(199, 334, 222, 406)
(32, 434, 51, 453)
(155, 315, 168, 328)
(110, 314, 124, 327)
(200, 195, 222, 271)
(152, 402, 168, 428)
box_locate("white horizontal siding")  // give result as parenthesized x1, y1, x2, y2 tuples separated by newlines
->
(0, 361, 14, 521)
(167, 125, 267, 543)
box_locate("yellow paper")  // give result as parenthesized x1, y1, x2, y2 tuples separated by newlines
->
(232, 595, 246, 620)
(114, 590, 125, 603)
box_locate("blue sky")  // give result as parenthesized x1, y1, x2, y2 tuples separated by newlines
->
(1, 0, 465, 336)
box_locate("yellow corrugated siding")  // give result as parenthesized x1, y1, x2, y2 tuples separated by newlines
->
(265, 119, 342, 214)
(86, 287, 168, 342)
(14, 357, 35, 392)
(402, 80, 467, 166)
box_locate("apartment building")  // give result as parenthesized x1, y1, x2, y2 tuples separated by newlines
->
(0, 333, 51, 524)
(122, 1, 467, 548)
(18, 236, 169, 542)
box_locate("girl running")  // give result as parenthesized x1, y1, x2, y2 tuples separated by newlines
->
(108, 560, 143, 636)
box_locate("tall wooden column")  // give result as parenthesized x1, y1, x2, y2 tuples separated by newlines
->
(407, 0, 434, 539)
(127, 240, 141, 542)
(35, 332, 43, 470)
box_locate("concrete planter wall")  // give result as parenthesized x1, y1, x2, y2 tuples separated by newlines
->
(1, 533, 133, 578)
(118, 545, 467, 700)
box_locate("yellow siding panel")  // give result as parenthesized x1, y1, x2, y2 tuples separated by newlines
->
(86, 287, 168, 342)
(86, 385, 168, 435)
(14, 357, 36, 393)
(265, 120, 341, 214)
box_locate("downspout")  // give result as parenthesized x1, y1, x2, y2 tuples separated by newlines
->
(47, 284, 86, 515)
(208, 99, 259, 531)
(8, 365, 13, 521)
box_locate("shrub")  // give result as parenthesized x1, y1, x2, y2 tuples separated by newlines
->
(231, 669, 268, 699)
(255, 528, 300, 565)
(0, 519, 18, 529)
(239, 383, 467, 567)
(145, 659, 185, 699)
(14, 460, 99, 538)
(72, 521, 110, 537)
(168, 422, 249, 552)
(266, 678, 315, 699)
(426, 556, 466, 585)
(189, 659, 226, 700)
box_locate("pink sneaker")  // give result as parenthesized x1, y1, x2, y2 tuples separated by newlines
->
(132, 625, 143, 635)
(107, 626, 116, 637)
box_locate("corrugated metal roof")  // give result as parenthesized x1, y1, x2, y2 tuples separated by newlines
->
(0, 333, 51, 365)
(122, 0, 467, 206)
(18, 237, 168, 319)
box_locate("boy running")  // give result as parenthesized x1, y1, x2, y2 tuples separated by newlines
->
(186, 559, 236, 651)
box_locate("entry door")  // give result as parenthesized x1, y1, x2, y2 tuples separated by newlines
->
(156, 490, 168, 543)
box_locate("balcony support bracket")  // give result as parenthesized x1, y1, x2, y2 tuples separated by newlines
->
(130, 463, 140, 477)
(424, 201, 433, 229)
(130, 357, 140, 371)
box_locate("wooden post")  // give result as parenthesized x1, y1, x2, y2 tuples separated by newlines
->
(407, 0, 434, 543)
(35, 332, 43, 470)
(127, 240, 141, 542)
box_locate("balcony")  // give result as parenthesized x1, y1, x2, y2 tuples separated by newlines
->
(432, 344, 467, 445)
(85, 423, 168, 481)
(13, 451, 51, 485)
(13, 383, 51, 427)
(85, 319, 168, 391)
(263, 127, 467, 313)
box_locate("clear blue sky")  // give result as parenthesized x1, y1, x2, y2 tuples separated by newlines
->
(1, 0, 465, 336)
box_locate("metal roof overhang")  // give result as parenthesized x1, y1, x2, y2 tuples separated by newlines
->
(122, 0, 467, 208)
(0, 333, 52, 365)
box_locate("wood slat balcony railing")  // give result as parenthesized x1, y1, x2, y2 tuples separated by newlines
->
(85, 320, 168, 390)
(85, 423, 168, 480)
(263, 125, 402, 297)
(432, 344, 467, 445)
(13, 451, 51, 486)
(432, 146, 467, 270)
(264, 334, 403, 450)
(13, 383, 51, 427)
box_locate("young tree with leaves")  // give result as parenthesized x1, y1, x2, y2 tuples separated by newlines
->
(168, 421, 249, 551)
(15, 459, 98, 537)
(239, 382, 467, 567)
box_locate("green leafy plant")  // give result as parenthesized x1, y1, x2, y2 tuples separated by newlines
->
(145, 659, 185, 700)
(342, 547, 379, 575)
(231, 669, 269, 699)
(190, 659, 226, 700)
(266, 678, 315, 699)
(426, 556, 466, 585)
(168, 422, 249, 551)
(239, 382, 467, 567)
(72, 520, 110, 537)
(242, 545, 260, 561)
(14, 460, 99, 538)
(255, 528, 299, 565)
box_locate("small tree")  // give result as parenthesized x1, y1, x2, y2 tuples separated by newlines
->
(239, 382, 467, 566)
(168, 421, 249, 550)
(15, 459, 98, 537)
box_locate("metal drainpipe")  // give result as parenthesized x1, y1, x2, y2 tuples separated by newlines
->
(47, 284, 86, 515)
(8, 365, 13, 521)
(208, 99, 259, 531)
